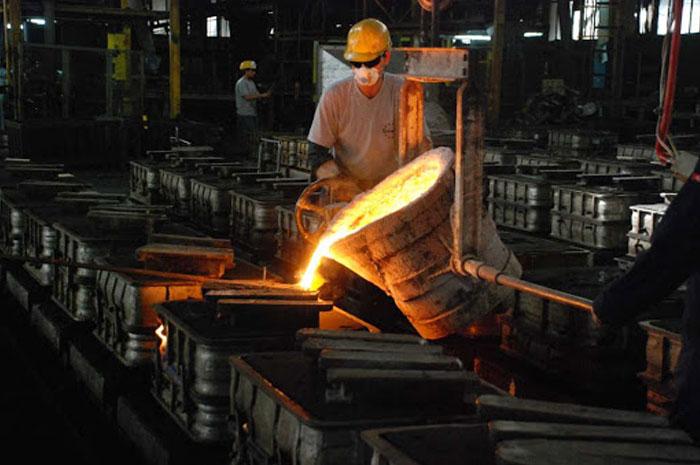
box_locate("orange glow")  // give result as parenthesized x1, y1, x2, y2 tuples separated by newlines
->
(155, 324, 167, 356)
(299, 150, 451, 290)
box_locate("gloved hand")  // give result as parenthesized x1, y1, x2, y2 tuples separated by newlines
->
(590, 309, 620, 347)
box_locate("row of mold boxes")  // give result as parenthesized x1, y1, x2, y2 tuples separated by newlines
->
(364, 394, 698, 465)
(130, 138, 310, 214)
(128, 141, 313, 262)
(497, 264, 685, 398)
(2, 156, 696, 464)
(0, 159, 246, 370)
(225, 330, 698, 465)
(485, 150, 675, 250)
(120, 290, 697, 465)
(547, 129, 618, 158)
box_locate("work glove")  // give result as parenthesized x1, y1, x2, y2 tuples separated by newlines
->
(590, 308, 622, 348)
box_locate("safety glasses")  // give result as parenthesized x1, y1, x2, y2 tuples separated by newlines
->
(349, 53, 385, 69)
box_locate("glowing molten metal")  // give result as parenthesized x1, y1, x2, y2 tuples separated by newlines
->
(155, 324, 167, 356)
(299, 151, 449, 290)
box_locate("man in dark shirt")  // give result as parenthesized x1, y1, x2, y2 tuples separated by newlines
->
(593, 161, 700, 438)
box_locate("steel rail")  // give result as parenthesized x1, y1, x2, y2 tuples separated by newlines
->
(0, 253, 295, 288)
(460, 259, 593, 313)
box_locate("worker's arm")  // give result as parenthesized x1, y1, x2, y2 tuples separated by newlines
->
(308, 142, 339, 180)
(307, 89, 339, 180)
(243, 90, 271, 101)
(239, 79, 271, 101)
(593, 176, 700, 326)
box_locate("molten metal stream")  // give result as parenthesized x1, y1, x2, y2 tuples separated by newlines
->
(155, 324, 167, 356)
(299, 152, 449, 289)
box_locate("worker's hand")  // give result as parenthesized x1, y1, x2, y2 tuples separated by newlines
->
(262, 90, 272, 98)
(591, 310, 603, 327)
(314, 160, 340, 180)
(589, 310, 621, 347)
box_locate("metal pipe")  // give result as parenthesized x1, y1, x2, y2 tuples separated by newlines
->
(452, 80, 468, 269)
(0, 253, 295, 288)
(460, 259, 593, 313)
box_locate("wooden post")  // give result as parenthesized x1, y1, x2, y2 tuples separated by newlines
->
(488, 0, 505, 127)
(169, 0, 181, 119)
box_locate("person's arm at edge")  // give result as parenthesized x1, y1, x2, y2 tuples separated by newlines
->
(593, 179, 700, 326)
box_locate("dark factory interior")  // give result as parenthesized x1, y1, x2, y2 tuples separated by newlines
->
(2, 1, 700, 464)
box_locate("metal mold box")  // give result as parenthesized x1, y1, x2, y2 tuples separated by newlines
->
(548, 129, 617, 157)
(550, 211, 628, 249)
(94, 255, 202, 368)
(638, 319, 682, 385)
(487, 174, 553, 207)
(230, 347, 476, 465)
(22, 193, 125, 286)
(579, 158, 652, 176)
(129, 159, 172, 204)
(638, 319, 682, 416)
(551, 184, 658, 223)
(652, 169, 684, 192)
(230, 188, 303, 254)
(629, 202, 667, 236)
(488, 199, 551, 233)
(616, 144, 657, 162)
(627, 202, 668, 258)
(159, 167, 194, 216)
(514, 153, 580, 168)
(0, 183, 91, 255)
(153, 297, 329, 443)
(499, 231, 591, 270)
(190, 176, 240, 233)
(362, 424, 491, 465)
(51, 217, 149, 321)
(505, 267, 620, 345)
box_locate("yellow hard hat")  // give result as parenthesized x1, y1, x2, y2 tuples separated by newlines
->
(240, 60, 257, 71)
(344, 18, 392, 62)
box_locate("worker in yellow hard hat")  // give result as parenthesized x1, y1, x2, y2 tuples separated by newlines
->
(307, 18, 431, 190)
(235, 60, 272, 156)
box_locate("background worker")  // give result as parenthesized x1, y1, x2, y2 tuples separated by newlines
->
(307, 18, 431, 191)
(593, 162, 700, 440)
(235, 60, 271, 156)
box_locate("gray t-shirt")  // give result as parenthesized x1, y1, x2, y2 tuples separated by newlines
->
(308, 73, 407, 188)
(235, 76, 258, 117)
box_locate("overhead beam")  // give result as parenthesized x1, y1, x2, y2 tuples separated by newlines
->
(54, 4, 169, 19)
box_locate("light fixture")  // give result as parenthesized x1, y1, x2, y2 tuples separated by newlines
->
(523, 31, 543, 38)
(453, 34, 491, 44)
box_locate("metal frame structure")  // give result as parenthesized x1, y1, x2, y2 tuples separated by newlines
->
(396, 46, 594, 314)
